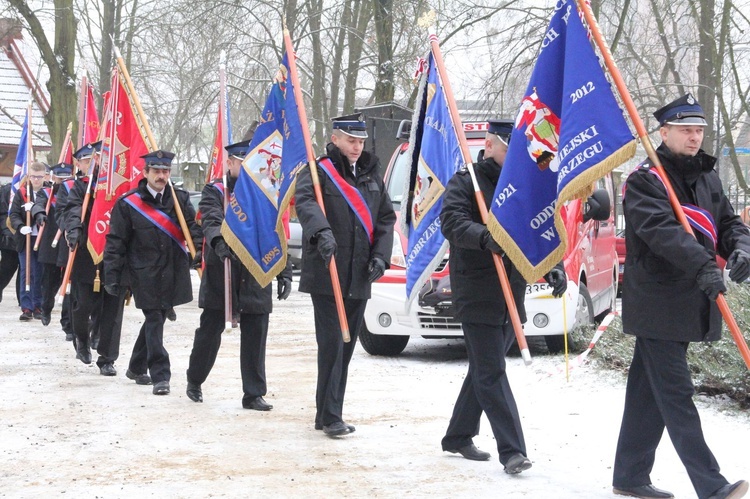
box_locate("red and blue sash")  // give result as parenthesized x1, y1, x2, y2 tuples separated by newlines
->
(44, 187, 56, 208)
(123, 192, 188, 253)
(646, 167, 717, 248)
(318, 158, 374, 245)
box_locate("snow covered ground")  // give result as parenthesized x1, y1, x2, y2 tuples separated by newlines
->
(0, 273, 747, 497)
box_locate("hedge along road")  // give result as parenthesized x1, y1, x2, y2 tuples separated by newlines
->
(1, 272, 748, 498)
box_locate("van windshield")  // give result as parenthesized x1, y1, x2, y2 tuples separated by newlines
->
(386, 144, 483, 207)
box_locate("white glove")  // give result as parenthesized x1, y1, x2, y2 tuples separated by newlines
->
(23, 202, 34, 211)
(19, 226, 32, 235)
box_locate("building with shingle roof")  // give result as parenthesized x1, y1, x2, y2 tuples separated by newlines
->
(0, 18, 51, 179)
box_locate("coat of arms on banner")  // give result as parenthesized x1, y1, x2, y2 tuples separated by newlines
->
(243, 131, 283, 203)
(516, 89, 561, 172)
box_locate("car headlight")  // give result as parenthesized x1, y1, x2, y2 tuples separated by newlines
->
(390, 234, 405, 268)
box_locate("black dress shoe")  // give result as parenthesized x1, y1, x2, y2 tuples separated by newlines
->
(242, 396, 273, 411)
(315, 421, 356, 432)
(708, 480, 749, 499)
(322, 421, 351, 437)
(33, 308, 43, 320)
(503, 453, 532, 474)
(153, 381, 170, 395)
(186, 382, 203, 402)
(19, 310, 33, 321)
(99, 363, 117, 376)
(446, 443, 491, 461)
(41, 314, 50, 326)
(75, 344, 92, 364)
(126, 369, 152, 385)
(613, 484, 675, 498)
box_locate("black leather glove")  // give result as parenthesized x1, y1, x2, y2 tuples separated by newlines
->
(213, 238, 236, 262)
(34, 212, 47, 226)
(66, 227, 81, 250)
(367, 257, 386, 283)
(480, 229, 503, 254)
(277, 277, 292, 300)
(191, 250, 203, 269)
(544, 267, 567, 298)
(104, 283, 120, 296)
(726, 249, 750, 283)
(696, 264, 726, 300)
(315, 228, 337, 267)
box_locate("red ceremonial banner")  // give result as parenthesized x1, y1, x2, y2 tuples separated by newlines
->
(87, 69, 150, 264)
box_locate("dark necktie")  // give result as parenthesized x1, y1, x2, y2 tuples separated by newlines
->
(155, 192, 162, 205)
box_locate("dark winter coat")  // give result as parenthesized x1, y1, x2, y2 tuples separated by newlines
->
(62, 178, 98, 284)
(104, 179, 202, 310)
(295, 143, 395, 299)
(197, 177, 291, 313)
(622, 143, 750, 342)
(0, 183, 17, 251)
(34, 185, 68, 266)
(9, 184, 43, 253)
(440, 157, 528, 325)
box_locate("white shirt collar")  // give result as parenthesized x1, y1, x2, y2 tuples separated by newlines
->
(146, 185, 164, 199)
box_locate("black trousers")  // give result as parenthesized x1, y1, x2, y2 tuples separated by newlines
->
(187, 308, 270, 399)
(70, 279, 103, 350)
(311, 294, 366, 428)
(441, 321, 526, 465)
(95, 287, 128, 367)
(60, 294, 73, 335)
(40, 263, 61, 317)
(613, 337, 728, 498)
(129, 309, 170, 384)
(0, 248, 18, 301)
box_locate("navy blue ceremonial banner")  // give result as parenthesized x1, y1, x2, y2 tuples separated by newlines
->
(402, 51, 463, 306)
(487, 0, 635, 282)
(221, 51, 306, 287)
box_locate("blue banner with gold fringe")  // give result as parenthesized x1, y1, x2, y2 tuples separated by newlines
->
(221, 51, 306, 287)
(487, 0, 636, 283)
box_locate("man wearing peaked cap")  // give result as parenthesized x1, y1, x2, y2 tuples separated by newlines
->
(438, 118, 565, 474)
(184, 138, 292, 410)
(225, 139, 252, 159)
(612, 94, 750, 499)
(331, 113, 369, 139)
(104, 149, 202, 395)
(33, 163, 74, 329)
(62, 138, 117, 364)
(295, 112, 395, 437)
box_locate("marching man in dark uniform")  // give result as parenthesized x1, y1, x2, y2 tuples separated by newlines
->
(295, 113, 395, 436)
(63, 142, 118, 365)
(104, 150, 202, 395)
(33, 163, 73, 328)
(439, 120, 566, 474)
(185, 139, 292, 410)
(612, 94, 749, 499)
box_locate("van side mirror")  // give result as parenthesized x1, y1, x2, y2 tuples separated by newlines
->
(583, 188, 611, 222)
(397, 120, 412, 140)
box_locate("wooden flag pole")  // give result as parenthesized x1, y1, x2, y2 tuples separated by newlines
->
(219, 53, 233, 332)
(284, 27, 350, 343)
(24, 101, 33, 292)
(578, 0, 750, 370)
(428, 29, 532, 366)
(112, 45, 199, 266)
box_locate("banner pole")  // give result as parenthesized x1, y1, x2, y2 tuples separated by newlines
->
(219, 53, 233, 332)
(578, 0, 750, 370)
(428, 28, 531, 365)
(283, 27, 350, 343)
